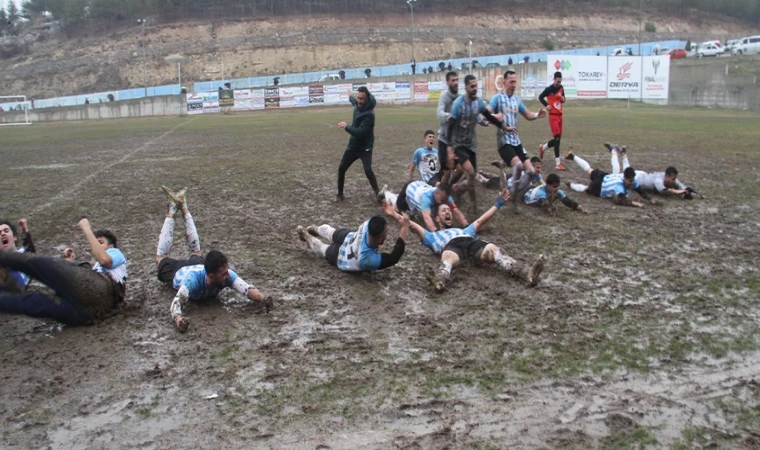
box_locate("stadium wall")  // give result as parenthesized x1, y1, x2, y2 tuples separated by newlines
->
(668, 63, 760, 110)
(0, 95, 184, 124)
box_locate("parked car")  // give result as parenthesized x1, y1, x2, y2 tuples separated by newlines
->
(669, 48, 687, 60)
(697, 43, 722, 58)
(485, 62, 501, 68)
(318, 74, 342, 82)
(733, 36, 760, 55)
(725, 39, 740, 53)
(655, 47, 671, 55)
(609, 47, 625, 56)
(461, 60, 482, 70)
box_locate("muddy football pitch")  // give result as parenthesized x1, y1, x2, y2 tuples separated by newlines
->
(1, 102, 760, 449)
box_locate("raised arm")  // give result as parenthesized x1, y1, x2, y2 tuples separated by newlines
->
(473, 190, 510, 233)
(377, 213, 409, 270)
(77, 218, 113, 268)
(17, 219, 35, 254)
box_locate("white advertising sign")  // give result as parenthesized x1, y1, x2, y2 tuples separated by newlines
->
(607, 56, 642, 99)
(641, 55, 670, 100)
(546, 55, 608, 99)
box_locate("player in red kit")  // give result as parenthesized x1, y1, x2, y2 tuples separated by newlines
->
(538, 71, 566, 171)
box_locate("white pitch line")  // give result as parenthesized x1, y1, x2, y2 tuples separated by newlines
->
(32, 117, 199, 214)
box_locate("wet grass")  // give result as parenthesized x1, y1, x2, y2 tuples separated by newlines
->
(1, 103, 760, 448)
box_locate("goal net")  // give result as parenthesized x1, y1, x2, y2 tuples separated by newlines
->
(0, 96, 32, 126)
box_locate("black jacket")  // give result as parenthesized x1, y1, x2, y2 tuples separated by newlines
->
(345, 93, 377, 151)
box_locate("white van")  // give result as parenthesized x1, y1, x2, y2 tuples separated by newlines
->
(733, 36, 760, 55)
(318, 74, 342, 82)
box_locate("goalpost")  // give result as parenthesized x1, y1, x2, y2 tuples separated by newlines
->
(0, 96, 32, 126)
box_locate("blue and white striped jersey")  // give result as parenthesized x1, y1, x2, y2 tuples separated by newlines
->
(173, 265, 238, 300)
(405, 181, 454, 214)
(488, 93, 526, 147)
(524, 185, 567, 204)
(337, 220, 382, 272)
(600, 174, 640, 199)
(420, 224, 477, 254)
(449, 96, 489, 149)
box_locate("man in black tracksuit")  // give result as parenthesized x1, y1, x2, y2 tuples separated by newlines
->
(337, 86, 379, 201)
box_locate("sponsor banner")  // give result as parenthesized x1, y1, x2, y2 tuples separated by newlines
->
(219, 89, 234, 108)
(234, 100, 253, 110)
(309, 85, 324, 95)
(607, 56, 642, 99)
(201, 91, 220, 113)
(547, 56, 608, 98)
(280, 97, 295, 108)
(186, 94, 204, 115)
(265, 97, 279, 108)
(324, 93, 343, 105)
(252, 98, 265, 110)
(252, 89, 265, 100)
(309, 95, 324, 104)
(414, 81, 429, 101)
(233, 89, 251, 111)
(520, 73, 538, 99)
(395, 81, 411, 101)
(352, 82, 367, 93)
(264, 87, 279, 98)
(428, 80, 444, 101)
(294, 96, 310, 107)
(324, 84, 351, 94)
(642, 55, 670, 100)
(280, 86, 309, 97)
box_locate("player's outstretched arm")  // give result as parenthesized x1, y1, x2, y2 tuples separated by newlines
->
(520, 108, 547, 121)
(170, 285, 190, 332)
(421, 210, 438, 232)
(408, 162, 417, 182)
(473, 190, 510, 233)
(77, 217, 113, 268)
(451, 206, 469, 229)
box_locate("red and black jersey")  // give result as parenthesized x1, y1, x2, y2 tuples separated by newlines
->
(539, 84, 564, 116)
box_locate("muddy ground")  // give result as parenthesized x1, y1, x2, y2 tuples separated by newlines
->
(1, 103, 760, 449)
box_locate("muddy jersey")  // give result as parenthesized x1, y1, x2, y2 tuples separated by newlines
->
(173, 264, 238, 300)
(489, 92, 526, 147)
(412, 147, 440, 183)
(405, 181, 455, 214)
(92, 248, 127, 285)
(539, 84, 564, 115)
(634, 171, 667, 192)
(524, 185, 568, 204)
(421, 224, 477, 254)
(600, 174, 640, 199)
(337, 220, 382, 272)
(449, 96, 489, 150)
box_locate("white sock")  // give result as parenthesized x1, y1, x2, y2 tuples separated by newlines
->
(494, 249, 516, 272)
(570, 183, 588, 193)
(157, 217, 175, 256)
(611, 150, 621, 174)
(384, 192, 398, 207)
(573, 155, 591, 172)
(306, 235, 328, 256)
(184, 213, 201, 253)
(317, 224, 336, 241)
(511, 162, 524, 192)
(518, 166, 536, 191)
(439, 260, 453, 280)
(622, 155, 630, 171)
(555, 157, 561, 165)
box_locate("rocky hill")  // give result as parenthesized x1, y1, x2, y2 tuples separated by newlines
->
(0, 9, 755, 99)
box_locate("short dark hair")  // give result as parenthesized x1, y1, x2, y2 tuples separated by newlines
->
(368, 216, 387, 238)
(445, 71, 458, 81)
(424, 129, 435, 137)
(357, 86, 370, 96)
(204, 250, 228, 274)
(0, 219, 18, 239)
(94, 230, 118, 248)
(530, 156, 541, 164)
(623, 167, 636, 179)
(546, 173, 560, 186)
(554, 71, 562, 79)
(665, 166, 678, 176)
(436, 182, 453, 196)
(464, 74, 476, 85)
(504, 70, 516, 79)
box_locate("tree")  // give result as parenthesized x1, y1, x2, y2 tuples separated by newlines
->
(7, 1, 20, 30)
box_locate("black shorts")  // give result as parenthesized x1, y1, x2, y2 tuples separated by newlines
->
(585, 169, 608, 197)
(442, 237, 489, 264)
(438, 140, 451, 170)
(157, 254, 205, 284)
(453, 146, 477, 170)
(498, 143, 528, 165)
(426, 173, 441, 187)
(325, 228, 351, 267)
(396, 181, 414, 213)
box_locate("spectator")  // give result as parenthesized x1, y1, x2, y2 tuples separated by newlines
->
(411, 58, 416, 75)
(428, 65, 433, 73)
(364, 68, 372, 78)
(107, 94, 115, 102)
(423, 67, 428, 74)
(447, 62, 453, 71)
(84, 98, 90, 105)
(508, 57, 513, 65)
(273, 77, 280, 86)
(339, 70, 346, 80)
